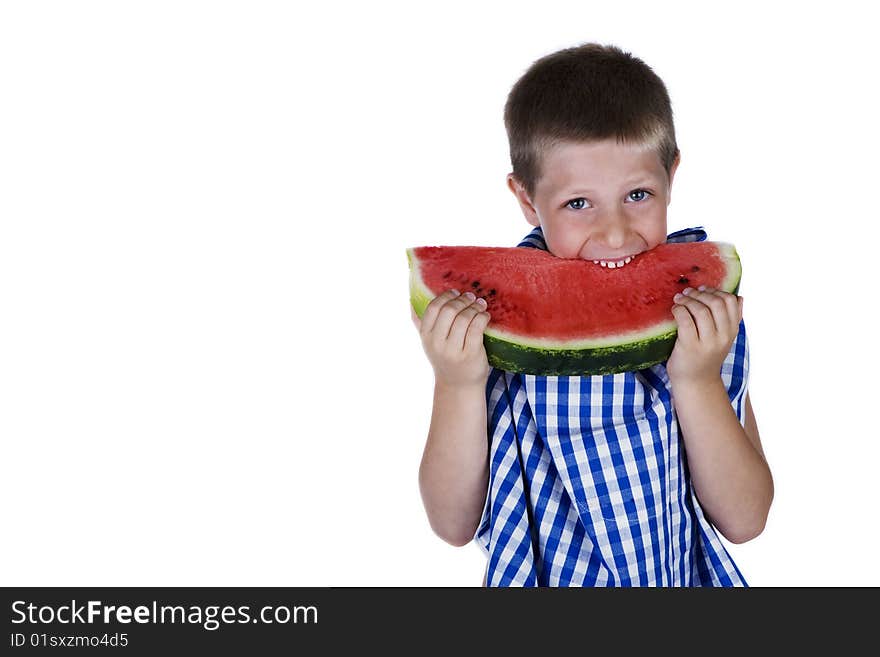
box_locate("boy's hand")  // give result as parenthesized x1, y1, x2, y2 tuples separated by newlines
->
(411, 289, 492, 388)
(666, 286, 744, 385)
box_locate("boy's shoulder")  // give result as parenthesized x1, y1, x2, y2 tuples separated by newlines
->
(665, 226, 707, 243)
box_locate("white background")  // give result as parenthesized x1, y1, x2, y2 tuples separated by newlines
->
(1, 1, 877, 586)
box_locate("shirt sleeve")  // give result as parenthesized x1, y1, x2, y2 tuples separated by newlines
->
(472, 367, 508, 545)
(721, 319, 750, 427)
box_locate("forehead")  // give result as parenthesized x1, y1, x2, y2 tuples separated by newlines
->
(538, 138, 666, 192)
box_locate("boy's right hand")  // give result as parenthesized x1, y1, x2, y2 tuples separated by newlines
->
(411, 289, 492, 388)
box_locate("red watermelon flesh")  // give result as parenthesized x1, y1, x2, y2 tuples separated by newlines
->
(407, 241, 741, 375)
(412, 242, 733, 341)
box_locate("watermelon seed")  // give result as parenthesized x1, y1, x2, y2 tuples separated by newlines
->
(442, 271, 452, 279)
(489, 289, 497, 296)
(472, 281, 480, 289)
(678, 276, 689, 284)
(691, 266, 700, 272)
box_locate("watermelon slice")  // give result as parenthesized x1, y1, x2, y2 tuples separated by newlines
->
(407, 242, 741, 375)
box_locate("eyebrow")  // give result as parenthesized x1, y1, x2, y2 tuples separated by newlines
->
(560, 171, 657, 196)
(558, 175, 660, 197)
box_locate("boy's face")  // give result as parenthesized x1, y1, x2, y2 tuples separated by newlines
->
(508, 138, 679, 264)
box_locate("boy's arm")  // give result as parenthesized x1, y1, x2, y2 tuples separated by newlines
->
(743, 393, 764, 458)
(668, 286, 773, 544)
(419, 381, 489, 546)
(672, 385, 772, 543)
(413, 290, 492, 547)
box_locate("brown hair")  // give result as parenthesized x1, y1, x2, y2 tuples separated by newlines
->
(504, 42, 679, 201)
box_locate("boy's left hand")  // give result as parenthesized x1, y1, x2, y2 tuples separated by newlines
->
(666, 286, 743, 384)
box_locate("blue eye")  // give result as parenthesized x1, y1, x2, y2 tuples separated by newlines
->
(566, 198, 587, 210)
(628, 189, 652, 202)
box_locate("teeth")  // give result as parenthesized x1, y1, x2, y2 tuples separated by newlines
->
(594, 255, 635, 268)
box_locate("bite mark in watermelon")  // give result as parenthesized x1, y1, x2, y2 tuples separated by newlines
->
(407, 241, 741, 376)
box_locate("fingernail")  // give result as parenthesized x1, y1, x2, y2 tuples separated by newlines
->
(673, 293, 683, 301)
(682, 287, 693, 295)
(697, 285, 706, 291)
(464, 291, 476, 300)
(450, 289, 460, 295)
(476, 297, 487, 307)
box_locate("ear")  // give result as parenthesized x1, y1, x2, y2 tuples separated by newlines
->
(507, 174, 541, 227)
(666, 150, 681, 205)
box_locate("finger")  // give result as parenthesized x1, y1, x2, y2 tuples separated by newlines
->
(673, 291, 718, 340)
(447, 298, 486, 350)
(725, 294, 741, 333)
(671, 303, 698, 343)
(464, 308, 492, 353)
(420, 288, 462, 335)
(411, 304, 421, 330)
(430, 293, 482, 346)
(697, 286, 740, 335)
(686, 287, 730, 328)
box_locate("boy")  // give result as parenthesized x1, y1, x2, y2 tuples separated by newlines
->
(412, 43, 773, 586)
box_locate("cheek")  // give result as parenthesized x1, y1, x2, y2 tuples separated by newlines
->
(543, 224, 583, 258)
(635, 206, 669, 245)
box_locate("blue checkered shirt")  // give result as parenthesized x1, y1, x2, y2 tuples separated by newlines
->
(474, 226, 750, 586)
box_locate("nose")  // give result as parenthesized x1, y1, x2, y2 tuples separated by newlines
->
(595, 211, 629, 250)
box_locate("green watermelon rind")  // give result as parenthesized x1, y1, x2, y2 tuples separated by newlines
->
(407, 244, 742, 376)
(483, 330, 679, 375)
